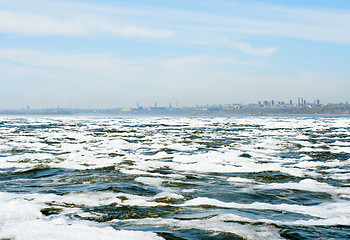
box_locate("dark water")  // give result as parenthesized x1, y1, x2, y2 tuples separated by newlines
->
(0, 116, 349, 239)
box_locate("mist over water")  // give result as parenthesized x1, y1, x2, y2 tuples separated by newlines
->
(0, 116, 350, 239)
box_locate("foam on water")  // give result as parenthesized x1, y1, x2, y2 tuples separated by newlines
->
(130, 217, 284, 240)
(181, 197, 350, 225)
(1, 116, 350, 239)
(1, 219, 163, 240)
(0, 192, 164, 240)
(254, 179, 350, 197)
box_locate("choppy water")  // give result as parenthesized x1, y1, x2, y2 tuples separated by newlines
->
(0, 116, 350, 239)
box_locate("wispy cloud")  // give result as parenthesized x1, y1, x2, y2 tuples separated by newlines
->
(0, 10, 173, 38)
(192, 3, 350, 45)
(190, 38, 279, 56)
(100, 25, 173, 38)
(1, 0, 350, 45)
(0, 47, 267, 99)
(0, 48, 262, 76)
(0, 11, 85, 36)
(227, 41, 278, 56)
(162, 55, 263, 68)
(262, 5, 350, 44)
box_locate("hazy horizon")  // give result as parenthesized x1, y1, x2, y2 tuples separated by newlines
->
(1, 0, 350, 109)
(1, 98, 349, 111)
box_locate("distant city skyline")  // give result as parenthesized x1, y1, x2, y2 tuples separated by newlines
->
(1, 0, 350, 109)
(5, 97, 349, 110)
(3, 98, 350, 116)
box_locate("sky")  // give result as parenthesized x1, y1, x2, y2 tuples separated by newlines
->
(1, 0, 350, 109)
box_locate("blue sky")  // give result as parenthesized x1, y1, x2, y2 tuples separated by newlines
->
(0, 0, 350, 108)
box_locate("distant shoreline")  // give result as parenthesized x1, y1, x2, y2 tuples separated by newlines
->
(1, 105, 350, 117)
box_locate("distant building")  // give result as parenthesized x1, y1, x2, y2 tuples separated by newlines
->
(208, 105, 222, 111)
(151, 107, 166, 110)
(298, 97, 305, 107)
(130, 106, 143, 111)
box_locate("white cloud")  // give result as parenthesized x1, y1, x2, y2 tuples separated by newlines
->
(0, 48, 263, 76)
(0, 10, 173, 39)
(2, 0, 350, 46)
(101, 25, 173, 38)
(0, 11, 85, 36)
(0, 48, 265, 96)
(0, 48, 116, 72)
(272, 7, 350, 44)
(0, 48, 151, 87)
(202, 4, 350, 45)
(190, 39, 278, 56)
(227, 41, 278, 56)
(0, 48, 268, 99)
(162, 56, 263, 68)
